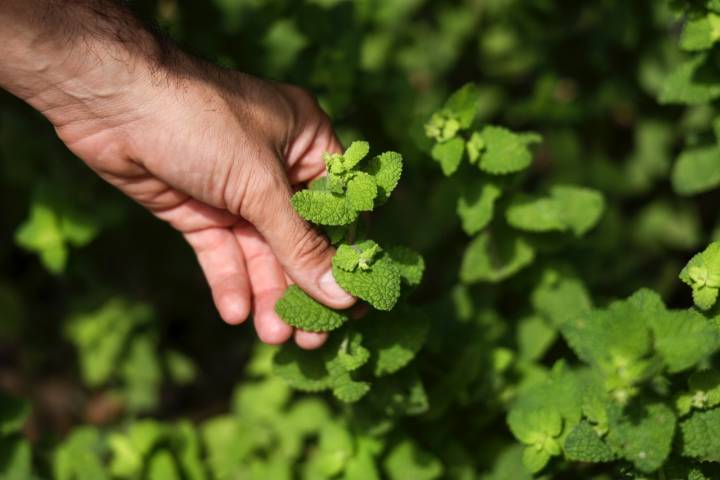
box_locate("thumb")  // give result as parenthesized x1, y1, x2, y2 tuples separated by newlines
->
(241, 167, 355, 310)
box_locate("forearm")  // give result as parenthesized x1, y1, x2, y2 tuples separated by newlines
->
(0, 0, 176, 128)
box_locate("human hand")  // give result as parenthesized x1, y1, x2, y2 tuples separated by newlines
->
(0, 1, 355, 349)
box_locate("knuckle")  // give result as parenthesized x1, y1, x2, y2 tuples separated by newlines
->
(291, 225, 331, 268)
(288, 85, 323, 113)
(236, 164, 286, 220)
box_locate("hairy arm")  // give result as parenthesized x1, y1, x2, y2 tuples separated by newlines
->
(0, 1, 167, 121)
(0, 0, 354, 349)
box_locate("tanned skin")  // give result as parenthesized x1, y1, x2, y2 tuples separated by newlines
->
(0, 1, 356, 349)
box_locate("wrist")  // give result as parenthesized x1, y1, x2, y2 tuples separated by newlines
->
(0, 1, 180, 138)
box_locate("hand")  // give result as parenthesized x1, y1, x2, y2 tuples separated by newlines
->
(0, 1, 355, 349)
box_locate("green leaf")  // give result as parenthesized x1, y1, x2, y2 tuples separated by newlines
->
(431, 137, 465, 176)
(563, 421, 614, 463)
(333, 241, 381, 272)
(633, 201, 701, 251)
(648, 308, 720, 372)
(521, 447, 551, 474)
(457, 181, 501, 235)
(424, 111, 461, 143)
(364, 151, 403, 204)
(333, 254, 402, 310)
(672, 146, 720, 196)
(680, 241, 720, 310)
(121, 335, 163, 411)
(680, 407, 720, 462)
(172, 422, 206, 480)
(64, 299, 153, 387)
(369, 368, 429, 416)
(147, 450, 180, 479)
(681, 13, 720, 52)
(54, 427, 110, 480)
(477, 126, 538, 175)
(444, 83, 481, 129)
(561, 291, 657, 398)
(607, 402, 676, 473)
(386, 246, 425, 286)
(108, 434, 143, 477)
(384, 440, 443, 480)
(693, 286, 718, 310)
(273, 344, 333, 393)
(460, 231, 535, 283)
(506, 196, 565, 232)
(343, 141, 370, 169)
(165, 350, 197, 385)
(0, 395, 29, 436)
(275, 285, 348, 332)
(291, 190, 357, 226)
(263, 19, 307, 74)
(517, 316, 557, 361)
(466, 131, 485, 165)
(346, 172, 378, 212)
(307, 422, 354, 477)
(361, 306, 430, 376)
(659, 54, 720, 105)
(232, 377, 290, 421)
(678, 370, 720, 415)
(201, 417, 246, 478)
(532, 270, 593, 327)
(15, 201, 67, 274)
(128, 420, 166, 457)
(508, 408, 562, 447)
(0, 437, 32, 480)
(550, 186, 605, 236)
(483, 446, 533, 480)
(337, 331, 371, 372)
(344, 436, 382, 480)
(273, 333, 370, 402)
(332, 379, 371, 403)
(506, 186, 604, 236)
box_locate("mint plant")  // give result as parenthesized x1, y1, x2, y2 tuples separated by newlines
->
(272, 142, 426, 403)
(6, 1, 720, 479)
(424, 79, 720, 477)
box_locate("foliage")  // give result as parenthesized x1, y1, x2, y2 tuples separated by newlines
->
(3, 0, 720, 479)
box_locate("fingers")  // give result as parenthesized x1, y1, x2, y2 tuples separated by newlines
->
(241, 170, 356, 311)
(184, 227, 251, 325)
(286, 120, 344, 185)
(294, 330, 328, 350)
(234, 222, 294, 345)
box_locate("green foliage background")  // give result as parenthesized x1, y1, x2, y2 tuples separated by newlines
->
(2, 0, 720, 478)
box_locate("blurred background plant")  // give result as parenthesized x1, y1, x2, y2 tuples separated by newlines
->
(2, 0, 720, 478)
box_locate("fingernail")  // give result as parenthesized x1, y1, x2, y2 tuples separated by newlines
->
(319, 270, 353, 302)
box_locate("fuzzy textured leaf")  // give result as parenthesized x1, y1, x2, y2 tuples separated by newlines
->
(343, 141, 370, 169)
(607, 402, 676, 473)
(333, 254, 402, 310)
(291, 190, 357, 226)
(365, 151, 403, 204)
(564, 421, 614, 463)
(680, 408, 720, 461)
(679, 241, 720, 310)
(346, 172, 378, 212)
(275, 285, 348, 332)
